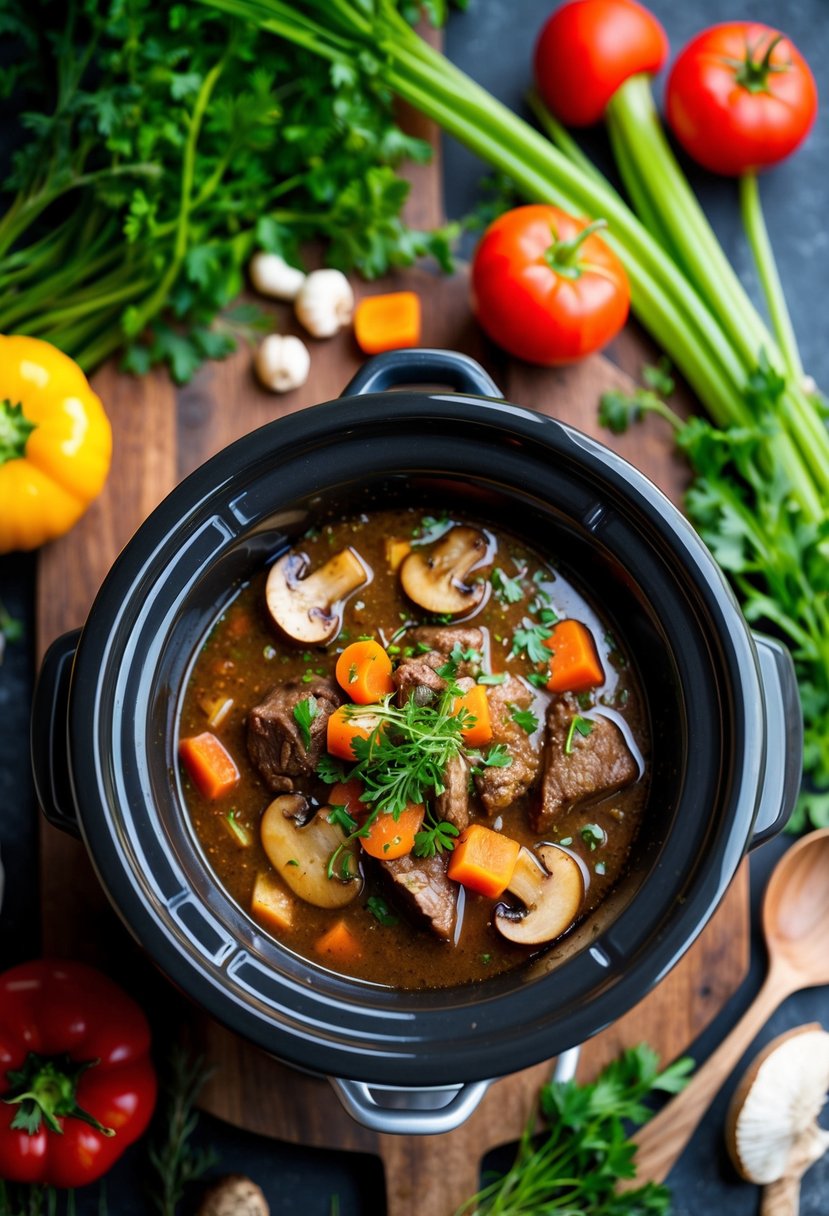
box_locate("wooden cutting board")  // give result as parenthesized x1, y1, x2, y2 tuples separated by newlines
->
(36, 29, 749, 1216)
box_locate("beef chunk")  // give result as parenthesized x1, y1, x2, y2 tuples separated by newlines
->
(474, 675, 542, 814)
(393, 657, 446, 707)
(247, 676, 342, 792)
(533, 697, 637, 831)
(435, 753, 470, 831)
(382, 853, 456, 940)
(407, 626, 484, 670)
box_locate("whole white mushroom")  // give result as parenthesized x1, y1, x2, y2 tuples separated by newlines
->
(254, 334, 310, 394)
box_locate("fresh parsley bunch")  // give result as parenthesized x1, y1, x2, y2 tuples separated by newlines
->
(0, 0, 456, 381)
(458, 1045, 692, 1216)
(601, 359, 829, 830)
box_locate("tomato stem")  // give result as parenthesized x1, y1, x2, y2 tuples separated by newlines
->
(739, 171, 804, 381)
(736, 33, 787, 93)
(0, 399, 37, 465)
(544, 218, 607, 278)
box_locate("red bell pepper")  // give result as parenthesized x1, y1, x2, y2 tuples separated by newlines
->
(0, 959, 157, 1187)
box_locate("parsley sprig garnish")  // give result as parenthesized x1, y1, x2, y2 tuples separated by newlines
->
(414, 813, 460, 858)
(458, 1044, 692, 1215)
(334, 691, 474, 818)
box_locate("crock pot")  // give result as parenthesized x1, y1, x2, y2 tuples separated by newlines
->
(32, 348, 801, 1135)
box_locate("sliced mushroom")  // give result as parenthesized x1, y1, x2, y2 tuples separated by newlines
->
(400, 526, 488, 616)
(266, 547, 368, 645)
(260, 794, 360, 909)
(495, 844, 584, 946)
(726, 1023, 829, 1211)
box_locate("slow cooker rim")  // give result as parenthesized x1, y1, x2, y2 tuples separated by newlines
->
(65, 391, 762, 1085)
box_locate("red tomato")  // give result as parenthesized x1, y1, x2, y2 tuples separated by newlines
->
(0, 960, 157, 1187)
(471, 205, 630, 365)
(666, 23, 818, 176)
(534, 0, 668, 127)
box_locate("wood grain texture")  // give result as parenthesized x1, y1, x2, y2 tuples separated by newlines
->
(35, 24, 749, 1213)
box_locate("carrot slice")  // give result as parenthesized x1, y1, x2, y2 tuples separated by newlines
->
(326, 706, 383, 761)
(328, 779, 366, 818)
(360, 803, 425, 860)
(353, 291, 421, 355)
(452, 684, 492, 747)
(251, 871, 295, 934)
(178, 732, 239, 800)
(315, 919, 363, 963)
(544, 619, 604, 693)
(335, 640, 394, 703)
(447, 823, 521, 899)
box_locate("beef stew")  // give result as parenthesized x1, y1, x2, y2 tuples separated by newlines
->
(177, 508, 649, 989)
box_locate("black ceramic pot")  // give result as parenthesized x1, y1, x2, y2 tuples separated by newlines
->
(33, 349, 801, 1134)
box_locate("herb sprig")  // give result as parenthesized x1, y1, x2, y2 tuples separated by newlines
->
(456, 1044, 692, 1216)
(601, 358, 829, 830)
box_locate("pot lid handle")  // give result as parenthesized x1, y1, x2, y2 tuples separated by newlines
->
(341, 349, 502, 400)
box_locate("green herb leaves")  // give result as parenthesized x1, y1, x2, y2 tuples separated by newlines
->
(0, 4, 456, 380)
(565, 714, 594, 754)
(509, 704, 539, 734)
(458, 1044, 692, 1215)
(511, 621, 553, 665)
(293, 695, 319, 751)
(413, 814, 460, 858)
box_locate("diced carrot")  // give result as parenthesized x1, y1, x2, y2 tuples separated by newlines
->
(335, 640, 394, 703)
(328, 778, 366, 818)
(385, 538, 412, 571)
(315, 919, 363, 963)
(452, 684, 492, 747)
(251, 871, 295, 934)
(360, 803, 425, 860)
(544, 619, 605, 693)
(447, 824, 521, 899)
(353, 291, 421, 355)
(179, 732, 239, 800)
(326, 706, 383, 761)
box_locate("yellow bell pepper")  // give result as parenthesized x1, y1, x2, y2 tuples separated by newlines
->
(0, 335, 112, 553)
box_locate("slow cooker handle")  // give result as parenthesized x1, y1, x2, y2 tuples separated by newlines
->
(749, 633, 803, 850)
(31, 629, 82, 839)
(341, 348, 502, 399)
(329, 1046, 580, 1136)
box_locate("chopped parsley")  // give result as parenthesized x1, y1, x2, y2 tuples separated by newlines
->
(293, 695, 319, 750)
(348, 663, 358, 684)
(316, 754, 346, 785)
(491, 567, 524, 604)
(564, 714, 594, 754)
(595, 861, 607, 876)
(511, 621, 554, 665)
(509, 704, 539, 734)
(527, 671, 550, 689)
(328, 805, 358, 834)
(414, 814, 460, 858)
(478, 672, 507, 686)
(580, 823, 605, 851)
(367, 895, 399, 926)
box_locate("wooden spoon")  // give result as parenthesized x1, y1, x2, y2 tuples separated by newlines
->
(621, 827, 829, 1188)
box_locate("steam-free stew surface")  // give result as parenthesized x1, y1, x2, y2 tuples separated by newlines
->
(179, 508, 649, 988)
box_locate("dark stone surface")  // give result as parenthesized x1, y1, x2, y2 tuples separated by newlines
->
(2, 1, 828, 1210)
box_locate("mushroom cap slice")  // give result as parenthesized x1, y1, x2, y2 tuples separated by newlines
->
(260, 795, 360, 909)
(726, 1023, 829, 1185)
(266, 547, 369, 645)
(400, 526, 488, 616)
(495, 844, 584, 946)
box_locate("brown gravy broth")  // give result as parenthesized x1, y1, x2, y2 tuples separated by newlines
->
(178, 508, 649, 988)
